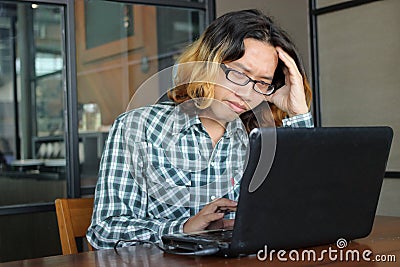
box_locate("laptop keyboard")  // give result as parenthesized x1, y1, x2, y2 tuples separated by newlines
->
(191, 230, 233, 242)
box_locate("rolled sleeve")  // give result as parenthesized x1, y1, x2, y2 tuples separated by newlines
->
(282, 112, 314, 128)
(158, 217, 187, 237)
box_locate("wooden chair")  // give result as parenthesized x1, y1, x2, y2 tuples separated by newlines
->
(55, 198, 95, 255)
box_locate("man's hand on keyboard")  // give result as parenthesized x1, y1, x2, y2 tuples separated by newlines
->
(183, 198, 237, 233)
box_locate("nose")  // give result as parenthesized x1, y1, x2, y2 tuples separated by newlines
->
(232, 82, 253, 98)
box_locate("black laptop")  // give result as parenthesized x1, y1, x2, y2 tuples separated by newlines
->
(161, 127, 393, 257)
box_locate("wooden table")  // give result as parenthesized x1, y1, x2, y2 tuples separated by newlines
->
(1, 216, 399, 266)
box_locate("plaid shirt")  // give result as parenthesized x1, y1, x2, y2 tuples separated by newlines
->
(87, 102, 314, 249)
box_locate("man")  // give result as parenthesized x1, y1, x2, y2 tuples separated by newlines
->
(87, 9, 313, 249)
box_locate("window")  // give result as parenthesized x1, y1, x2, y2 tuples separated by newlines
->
(75, 1, 207, 192)
(0, 2, 67, 205)
(0, 1, 67, 261)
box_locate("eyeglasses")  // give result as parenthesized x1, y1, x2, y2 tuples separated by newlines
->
(220, 63, 277, 96)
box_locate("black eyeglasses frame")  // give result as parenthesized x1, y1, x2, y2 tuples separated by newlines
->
(220, 63, 277, 96)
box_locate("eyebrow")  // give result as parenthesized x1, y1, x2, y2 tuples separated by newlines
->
(231, 62, 274, 81)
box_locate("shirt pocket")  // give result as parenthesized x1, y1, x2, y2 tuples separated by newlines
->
(146, 145, 191, 187)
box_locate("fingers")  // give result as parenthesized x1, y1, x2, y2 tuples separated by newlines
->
(276, 47, 302, 79)
(276, 47, 303, 91)
(216, 207, 237, 214)
(203, 212, 225, 224)
(201, 198, 237, 214)
(274, 47, 308, 116)
(183, 198, 237, 233)
(183, 212, 224, 233)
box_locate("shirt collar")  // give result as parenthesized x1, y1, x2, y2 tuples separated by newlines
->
(172, 104, 248, 141)
(225, 117, 248, 141)
(172, 105, 202, 135)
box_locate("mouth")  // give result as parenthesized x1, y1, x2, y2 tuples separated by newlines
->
(225, 100, 247, 113)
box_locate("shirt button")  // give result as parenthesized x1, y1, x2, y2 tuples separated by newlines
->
(210, 162, 215, 167)
(210, 195, 216, 201)
(286, 121, 292, 126)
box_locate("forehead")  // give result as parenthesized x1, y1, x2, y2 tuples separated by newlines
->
(232, 38, 278, 78)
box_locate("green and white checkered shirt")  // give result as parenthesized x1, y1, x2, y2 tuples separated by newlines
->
(86, 102, 313, 249)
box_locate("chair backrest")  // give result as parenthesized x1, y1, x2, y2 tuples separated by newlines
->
(55, 198, 94, 255)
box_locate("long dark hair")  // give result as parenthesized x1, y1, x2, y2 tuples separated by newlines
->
(169, 9, 312, 130)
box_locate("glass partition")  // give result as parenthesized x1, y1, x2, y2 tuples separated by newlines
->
(0, 1, 67, 206)
(75, 1, 206, 190)
(0, 1, 67, 262)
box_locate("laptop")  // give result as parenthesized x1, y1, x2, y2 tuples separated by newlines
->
(161, 127, 393, 257)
